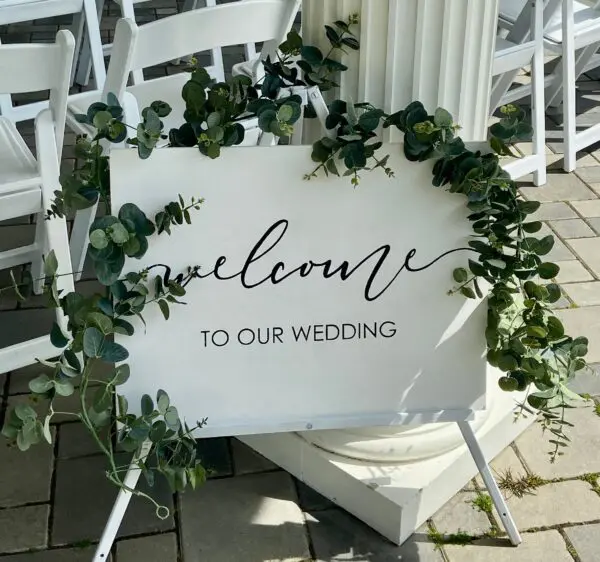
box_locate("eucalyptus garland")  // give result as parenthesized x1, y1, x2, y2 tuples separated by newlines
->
(0, 14, 591, 521)
(306, 101, 591, 460)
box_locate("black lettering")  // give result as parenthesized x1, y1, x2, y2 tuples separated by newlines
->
(151, 220, 471, 303)
(325, 324, 340, 341)
(342, 324, 356, 340)
(212, 330, 229, 347)
(313, 324, 324, 342)
(237, 328, 255, 345)
(380, 321, 397, 338)
(292, 325, 311, 341)
(273, 326, 284, 343)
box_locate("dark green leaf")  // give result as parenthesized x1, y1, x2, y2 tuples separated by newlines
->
(83, 327, 104, 358)
(50, 322, 69, 348)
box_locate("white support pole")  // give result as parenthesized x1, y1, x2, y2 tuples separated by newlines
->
(457, 421, 522, 546)
(302, 0, 499, 142)
(92, 441, 152, 561)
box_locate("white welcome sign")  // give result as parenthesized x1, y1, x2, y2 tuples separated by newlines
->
(110, 144, 487, 437)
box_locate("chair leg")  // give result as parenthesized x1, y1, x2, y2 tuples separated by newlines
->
(75, 0, 106, 88)
(69, 8, 86, 87)
(546, 43, 599, 109)
(31, 212, 47, 296)
(562, 0, 577, 172)
(531, 0, 546, 186)
(118, 0, 144, 84)
(0, 38, 14, 119)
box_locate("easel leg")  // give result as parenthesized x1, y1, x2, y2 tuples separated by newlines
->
(92, 441, 152, 561)
(457, 421, 522, 546)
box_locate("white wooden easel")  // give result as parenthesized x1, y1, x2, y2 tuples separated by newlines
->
(91, 418, 521, 560)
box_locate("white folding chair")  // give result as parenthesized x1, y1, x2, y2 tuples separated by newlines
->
(76, 0, 260, 88)
(0, 30, 76, 373)
(492, 0, 547, 185)
(0, 0, 106, 123)
(498, 0, 600, 171)
(66, 0, 301, 281)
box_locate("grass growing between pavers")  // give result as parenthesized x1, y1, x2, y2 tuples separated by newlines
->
(469, 493, 493, 514)
(497, 468, 547, 498)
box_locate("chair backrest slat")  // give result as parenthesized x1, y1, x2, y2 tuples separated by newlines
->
(104, 0, 300, 101)
(0, 30, 75, 156)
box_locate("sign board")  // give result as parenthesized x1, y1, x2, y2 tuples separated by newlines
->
(110, 144, 487, 437)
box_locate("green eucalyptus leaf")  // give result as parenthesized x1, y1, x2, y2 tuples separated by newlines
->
(87, 312, 113, 335)
(83, 327, 104, 358)
(29, 374, 54, 394)
(54, 379, 74, 397)
(538, 262, 560, 280)
(89, 229, 109, 250)
(50, 322, 69, 348)
(433, 107, 453, 127)
(108, 222, 130, 245)
(453, 267, 468, 283)
(141, 394, 154, 416)
(100, 341, 129, 363)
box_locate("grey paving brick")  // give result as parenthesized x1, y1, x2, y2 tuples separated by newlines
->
(576, 166, 600, 184)
(295, 479, 335, 511)
(529, 202, 578, 221)
(0, 308, 55, 350)
(432, 492, 492, 536)
(444, 530, 572, 561)
(307, 509, 443, 562)
(546, 236, 576, 262)
(0, 429, 54, 507)
(180, 472, 310, 562)
(564, 523, 600, 562)
(550, 218, 596, 239)
(555, 260, 594, 283)
(505, 481, 600, 528)
(58, 422, 109, 459)
(563, 282, 600, 307)
(196, 437, 233, 478)
(588, 217, 600, 234)
(0, 546, 100, 562)
(0, 224, 35, 251)
(520, 173, 597, 202)
(115, 532, 178, 562)
(0, 505, 49, 553)
(572, 199, 600, 218)
(568, 237, 600, 276)
(558, 306, 600, 363)
(516, 406, 600, 479)
(569, 363, 600, 396)
(52, 455, 174, 546)
(231, 438, 278, 475)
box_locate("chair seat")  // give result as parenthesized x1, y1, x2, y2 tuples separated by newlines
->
(499, 0, 600, 46)
(0, 0, 83, 25)
(0, 117, 40, 194)
(68, 72, 190, 137)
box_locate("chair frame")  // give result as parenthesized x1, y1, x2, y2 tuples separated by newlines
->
(0, 0, 106, 122)
(493, 0, 547, 185)
(0, 30, 76, 374)
(497, 0, 600, 171)
(67, 0, 301, 281)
